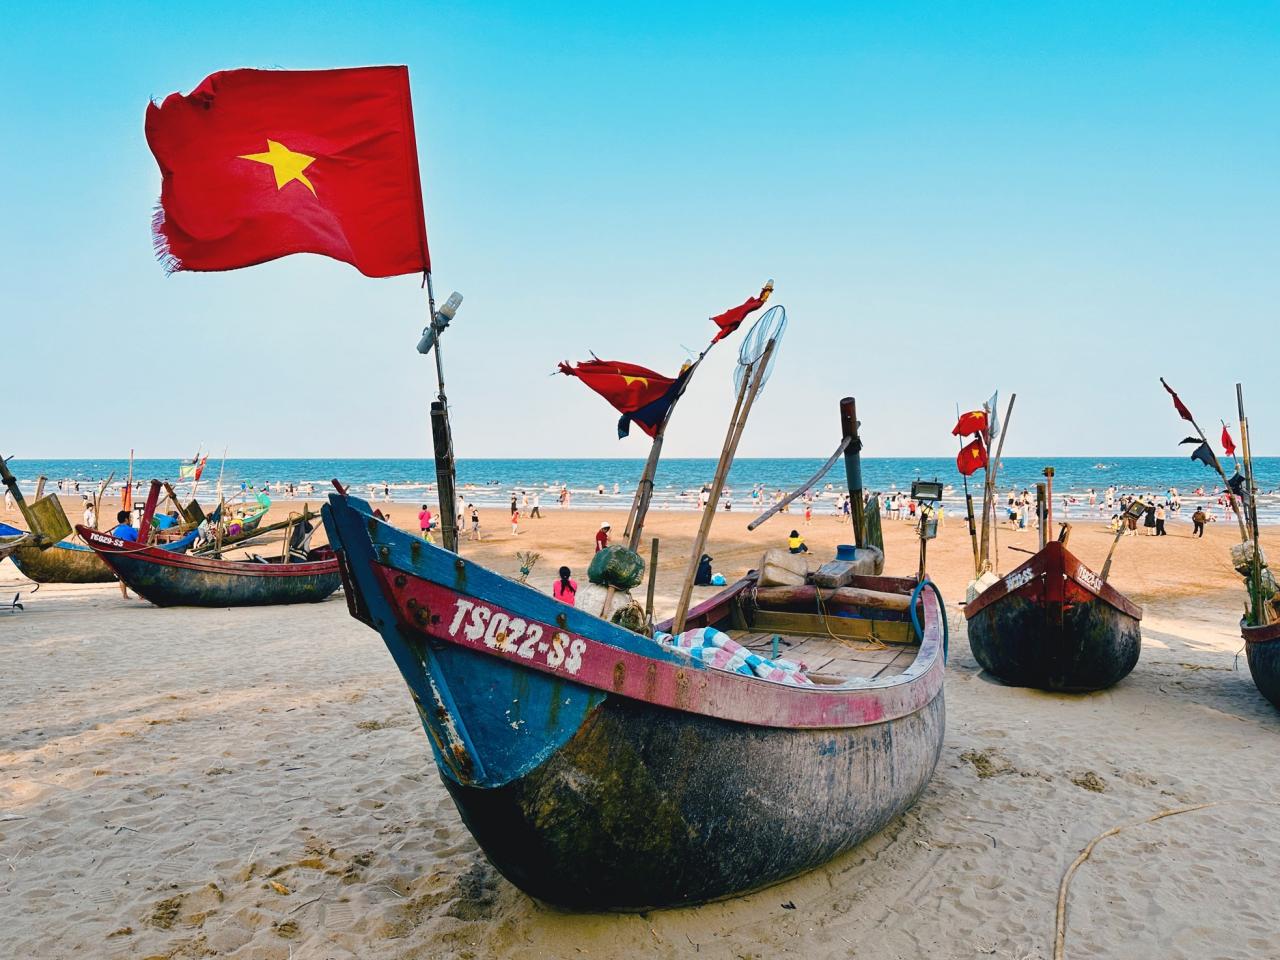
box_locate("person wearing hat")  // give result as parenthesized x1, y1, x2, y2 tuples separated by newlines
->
(595, 522, 611, 553)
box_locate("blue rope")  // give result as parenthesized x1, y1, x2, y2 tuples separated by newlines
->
(910, 577, 949, 664)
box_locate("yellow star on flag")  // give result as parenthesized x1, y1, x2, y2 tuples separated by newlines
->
(238, 139, 317, 195)
(621, 375, 650, 388)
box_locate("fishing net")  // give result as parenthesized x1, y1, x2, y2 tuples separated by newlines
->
(734, 305, 787, 396)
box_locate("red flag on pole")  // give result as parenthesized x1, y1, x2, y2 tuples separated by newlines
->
(1159, 378, 1195, 424)
(709, 281, 773, 344)
(956, 437, 988, 476)
(951, 409, 988, 437)
(558, 360, 688, 438)
(146, 66, 430, 278)
(1222, 424, 1237, 457)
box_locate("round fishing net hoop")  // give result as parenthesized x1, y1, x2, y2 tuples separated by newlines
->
(734, 305, 787, 396)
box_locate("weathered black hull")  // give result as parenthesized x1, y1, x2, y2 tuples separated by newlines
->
(1243, 621, 1280, 709)
(964, 542, 1142, 693)
(106, 553, 340, 607)
(440, 687, 945, 910)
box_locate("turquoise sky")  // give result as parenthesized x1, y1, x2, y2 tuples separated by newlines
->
(3, 3, 1277, 459)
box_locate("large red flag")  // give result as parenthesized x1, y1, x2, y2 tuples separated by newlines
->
(956, 438, 988, 476)
(1222, 424, 1237, 457)
(146, 66, 430, 278)
(559, 360, 687, 438)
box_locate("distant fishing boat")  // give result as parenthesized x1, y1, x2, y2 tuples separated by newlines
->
(78, 524, 339, 607)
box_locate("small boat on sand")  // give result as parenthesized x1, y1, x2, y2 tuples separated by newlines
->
(78, 525, 340, 607)
(0, 522, 198, 583)
(964, 540, 1142, 692)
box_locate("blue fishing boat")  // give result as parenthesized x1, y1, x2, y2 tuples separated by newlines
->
(322, 483, 946, 910)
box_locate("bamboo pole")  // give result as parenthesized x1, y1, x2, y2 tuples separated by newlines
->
(955, 404, 981, 576)
(1237, 383, 1269, 626)
(1164, 383, 1248, 542)
(645, 537, 659, 630)
(672, 340, 775, 634)
(979, 393, 1016, 572)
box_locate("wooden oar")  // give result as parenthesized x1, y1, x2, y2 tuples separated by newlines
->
(747, 436, 850, 531)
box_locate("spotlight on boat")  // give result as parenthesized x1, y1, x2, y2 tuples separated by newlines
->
(417, 291, 464, 355)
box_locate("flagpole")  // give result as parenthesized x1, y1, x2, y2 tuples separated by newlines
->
(1160, 379, 1248, 542)
(424, 272, 461, 553)
(1237, 383, 1269, 626)
(956, 403, 980, 577)
(979, 393, 1015, 573)
(672, 339, 776, 635)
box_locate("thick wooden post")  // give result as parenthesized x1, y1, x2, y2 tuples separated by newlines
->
(431, 401, 459, 553)
(645, 537, 659, 628)
(840, 397, 865, 548)
(1035, 483, 1047, 551)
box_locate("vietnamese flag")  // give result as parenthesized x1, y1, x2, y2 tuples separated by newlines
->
(951, 409, 988, 437)
(956, 437, 988, 476)
(559, 360, 689, 438)
(146, 66, 430, 278)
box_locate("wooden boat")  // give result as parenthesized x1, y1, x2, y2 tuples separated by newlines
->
(964, 540, 1142, 692)
(1242, 620, 1280, 709)
(0, 521, 197, 583)
(77, 525, 340, 607)
(321, 489, 947, 910)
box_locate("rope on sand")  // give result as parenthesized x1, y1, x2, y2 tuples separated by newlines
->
(1055, 800, 1280, 959)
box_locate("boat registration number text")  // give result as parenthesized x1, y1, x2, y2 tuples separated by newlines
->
(447, 599, 587, 675)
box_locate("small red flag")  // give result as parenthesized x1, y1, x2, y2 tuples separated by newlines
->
(559, 360, 685, 438)
(1222, 425, 1237, 457)
(1160, 378, 1194, 424)
(146, 66, 430, 278)
(952, 409, 988, 437)
(956, 437, 988, 476)
(709, 281, 773, 344)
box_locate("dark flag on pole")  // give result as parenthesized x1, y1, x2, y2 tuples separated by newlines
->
(558, 359, 690, 438)
(1160, 377, 1195, 423)
(1177, 440, 1218, 473)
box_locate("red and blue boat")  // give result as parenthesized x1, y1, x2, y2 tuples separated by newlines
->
(322, 488, 947, 909)
(78, 525, 339, 607)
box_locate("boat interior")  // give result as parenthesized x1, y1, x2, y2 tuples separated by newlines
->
(694, 577, 924, 685)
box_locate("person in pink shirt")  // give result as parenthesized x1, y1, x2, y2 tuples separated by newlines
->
(417, 504, 433, 538)
(553, 566, 577, 606)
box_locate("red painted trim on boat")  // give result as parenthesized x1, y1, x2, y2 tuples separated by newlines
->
(1243, 619, 1280, 645)
(963, 541, 1142, 621)
(370, 564, 945, 730)
(78, 526, 337, 578)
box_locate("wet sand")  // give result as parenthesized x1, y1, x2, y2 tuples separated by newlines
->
(4, 499, 1280, 959)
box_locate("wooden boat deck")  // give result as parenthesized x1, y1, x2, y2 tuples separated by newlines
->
(724, 630, 919, 682)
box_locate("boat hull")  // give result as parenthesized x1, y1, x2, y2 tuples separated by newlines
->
(9, 541, 115, 583)
(322, 492, 946, 910)
(964, 541, 1142, 692)
(442, 686, 943, 909)
(78, 526, 339, 607)
(1243, 620, 1280, 709)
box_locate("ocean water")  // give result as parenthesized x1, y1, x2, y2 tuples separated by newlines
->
(10, 456, 1280, 523)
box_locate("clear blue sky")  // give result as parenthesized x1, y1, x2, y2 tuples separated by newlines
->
(3, 2, 1277, 459)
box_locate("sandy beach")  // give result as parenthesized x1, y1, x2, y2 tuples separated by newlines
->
(4, 498, 1280, 959)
